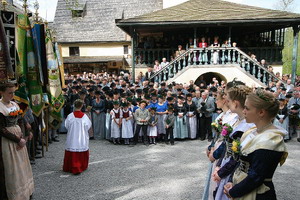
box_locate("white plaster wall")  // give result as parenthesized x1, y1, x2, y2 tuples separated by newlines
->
(80, 46, 124, 57)
(61, 44, 132, 57)
(272, 65, 283, 76)
(171, 66, 265, 87)
(61, 46, 69, 57)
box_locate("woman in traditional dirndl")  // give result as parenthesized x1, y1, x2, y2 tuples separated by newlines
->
(110, 101, 122, 144)
(212, 85, 254, 200)
(148, 107, 158, 144)
(155, 95, 167, 140)
(91, 91, 106, 140)
(185, 93, 197, 139)
(273, 98, 289, 140)
(202, 89, 239, 200)
(174, 96, 188, 139)
(224, 89, 288, 200)
(121, 103, 133, 145)
(0, 82, 34, 200)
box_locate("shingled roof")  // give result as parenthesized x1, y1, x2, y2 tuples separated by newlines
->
(117, 0, 300, 25)
(0, 2, 24, 14)
(53, 0, 163, 43)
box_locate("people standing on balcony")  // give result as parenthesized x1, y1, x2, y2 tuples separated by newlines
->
(198, 37, 208, 64)
(221, 40, 231, 48)
(153, 60, 162, 82)
(198, 37, 208, 48)
(187, 38, 194, 49)
(160, 57, 169, 68)
(232, 42, 237, 48)
(211, 36, 220, 64)
(153, 60, 162, 72)
(175, 45, 186, 70)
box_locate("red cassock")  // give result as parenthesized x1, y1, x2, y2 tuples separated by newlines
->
(63, 111, 91, 174)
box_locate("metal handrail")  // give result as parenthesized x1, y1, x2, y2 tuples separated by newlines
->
(149, 47, 284, 85)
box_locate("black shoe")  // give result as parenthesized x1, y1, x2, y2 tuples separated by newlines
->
(48, 140, 53, 144)
(297, 138, 300, 143)
(30, 160, 35, 165)
(35, 151, 41, 155)
(52, 138, 60, 142)
(200, 138, 205, 141)
(35, 155, 42, 159)
(89, 137, 95, 140)
(36, 147, 42, 151)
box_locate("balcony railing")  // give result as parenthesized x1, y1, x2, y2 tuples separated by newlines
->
(149, 47, 282, 86)
(135, 46, 283, 66)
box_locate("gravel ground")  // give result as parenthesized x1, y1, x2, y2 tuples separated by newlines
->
(31, 135, 299, 200)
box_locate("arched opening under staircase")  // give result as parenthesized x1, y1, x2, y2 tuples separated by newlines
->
(195, 72, 227, 86)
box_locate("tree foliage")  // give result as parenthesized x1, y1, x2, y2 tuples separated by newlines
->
(282, 27, 300, 75)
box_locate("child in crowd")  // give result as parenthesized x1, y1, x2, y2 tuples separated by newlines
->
(134, 100, 150, 145)
(110, 101, 122, 144)
(148, 107, 158, 144)
(121, 103, 133, 145)
(164, 107, 176, 145)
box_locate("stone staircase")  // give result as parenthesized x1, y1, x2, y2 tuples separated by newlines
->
(149, 47, 283, 86)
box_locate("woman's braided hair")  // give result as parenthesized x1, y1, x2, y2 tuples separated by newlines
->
(247, 88, 279, 119)
(227, 85, 253, 108)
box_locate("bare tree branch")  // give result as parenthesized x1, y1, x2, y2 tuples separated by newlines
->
(274, 0, 295, 11)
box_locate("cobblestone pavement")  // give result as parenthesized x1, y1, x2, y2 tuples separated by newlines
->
(31, 135, 299, 200)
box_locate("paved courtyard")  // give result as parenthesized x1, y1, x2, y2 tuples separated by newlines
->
(32, 135, 300, 200)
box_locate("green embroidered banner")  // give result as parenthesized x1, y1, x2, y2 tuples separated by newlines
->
(16, 14, 44, 116)
(45, 28, 64, 129)
(15, 14, 29, 110)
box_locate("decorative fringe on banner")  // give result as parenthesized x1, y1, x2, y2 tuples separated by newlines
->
(45, 27, 64, 129)
(16, 14, 44, 117)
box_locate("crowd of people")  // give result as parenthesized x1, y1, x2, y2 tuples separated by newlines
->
(0, 67, 299, 199)
(60, 70, 300, 147)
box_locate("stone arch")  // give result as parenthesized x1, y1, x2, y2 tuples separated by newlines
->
(195, 72, 227, 86)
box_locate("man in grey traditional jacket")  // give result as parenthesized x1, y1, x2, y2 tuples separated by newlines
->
(198, 91, 215, 141)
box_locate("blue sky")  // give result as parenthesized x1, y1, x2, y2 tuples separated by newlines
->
(19, 0, 300, 22)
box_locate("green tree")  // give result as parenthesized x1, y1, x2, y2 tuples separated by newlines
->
(282, 28, 300, 75)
